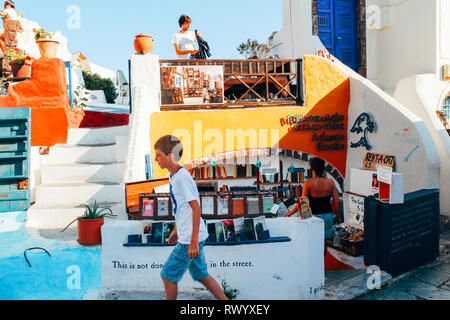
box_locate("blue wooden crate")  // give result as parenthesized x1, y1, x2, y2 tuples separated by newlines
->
(0, 108, 30, 212)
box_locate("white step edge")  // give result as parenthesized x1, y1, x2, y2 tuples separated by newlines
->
(27, 202, 127, 230)
(35, 183, 124, 207)
(41, 162, 125, 184)
(67, 126, 129, 146)
(46, 144, 118, 165)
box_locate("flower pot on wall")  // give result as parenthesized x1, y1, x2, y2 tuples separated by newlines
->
(16, 64, 31, 78)
(77, 217, 104, 245)
(134, 34, 154, 54)
(36, 39, 59, 59)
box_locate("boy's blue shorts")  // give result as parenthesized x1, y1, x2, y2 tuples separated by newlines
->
(161, 241, 209, 283)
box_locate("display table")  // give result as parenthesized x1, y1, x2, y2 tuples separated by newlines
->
(101, 217, 325, 300)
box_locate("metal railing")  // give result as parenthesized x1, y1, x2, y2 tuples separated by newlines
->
(159, 59, 304, 110)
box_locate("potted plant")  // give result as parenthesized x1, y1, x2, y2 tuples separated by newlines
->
(73, 84, 89, 110)
(33, 27, 59, 59)
(4, 48, 33, 78)
(61, 201, 117, 246)
(134, 33, 154, 54)
(0, 79, 8, 96)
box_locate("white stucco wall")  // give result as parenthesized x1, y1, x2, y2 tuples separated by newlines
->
(101, 218, 325, 300)
(314, 56, 442, 199)
(393, 74, 450, 215)
(124, 54, 161, 183)
(271, 0, 325, 59)
(16, 18, 71, 61)
(366, 0, 440, 92)
(437, 0, 450, 80)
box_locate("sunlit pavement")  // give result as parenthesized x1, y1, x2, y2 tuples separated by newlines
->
(357, 231, 450, 300)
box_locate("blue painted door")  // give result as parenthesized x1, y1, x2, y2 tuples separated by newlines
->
(318, 0, 359, 72)
(0, 108, 30, 212)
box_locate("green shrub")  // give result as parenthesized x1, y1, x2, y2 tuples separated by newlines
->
(82, 71, 118, 104)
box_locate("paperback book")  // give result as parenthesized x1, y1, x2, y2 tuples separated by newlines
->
(162, 222, 176, 244)
(234, 217, 245, 241)
(201, 197, 215, 215)
(158, 199, 170, 217)
(217, 198, 229, 215)
(215, 222, 225, 242)
(207, 222, 217, 242)
(151, 222, 163, 243)
(222, 219, 236, 242)
(299, 196, 313, 219)
(142, 200, 154, 218)
(254, 216, 268, 240)
(142, 222, 152, 244)
(243, 218, 256, 241)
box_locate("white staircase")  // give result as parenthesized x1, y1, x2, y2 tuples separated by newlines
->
(27, 125, 130, 233)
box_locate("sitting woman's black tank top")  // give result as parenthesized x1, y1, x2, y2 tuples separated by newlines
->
(308, 195, 333, 215)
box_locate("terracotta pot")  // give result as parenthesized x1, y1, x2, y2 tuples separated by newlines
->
(16, 63, 31, 78)
(36, 39, 59, 59)
(134, 34, 154, 54)
(77, 217, 104, 246)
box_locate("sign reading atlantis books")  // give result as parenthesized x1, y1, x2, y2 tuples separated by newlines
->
(160, 66, 225, 106)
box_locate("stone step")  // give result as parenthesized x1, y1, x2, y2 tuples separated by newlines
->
(26, 202, 127, 230)
(67, 126, 129, 146)
(41, 162, 126, 184)
(45, 144, 118, 165)
(35, 182, 124, 207)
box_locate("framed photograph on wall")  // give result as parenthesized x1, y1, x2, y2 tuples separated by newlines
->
(160, 66, 224, 106)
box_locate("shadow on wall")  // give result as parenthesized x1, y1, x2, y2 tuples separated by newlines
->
(278, 55, 351, 178)
(278, 81, 350, 179)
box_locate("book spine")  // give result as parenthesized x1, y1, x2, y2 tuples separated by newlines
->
(216, 166, 221, 179)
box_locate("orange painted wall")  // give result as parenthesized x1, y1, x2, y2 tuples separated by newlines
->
(0, 58, 69, 147)
(150, 56, 350, 179)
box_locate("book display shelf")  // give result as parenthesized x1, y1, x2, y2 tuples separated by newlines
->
(136, 190, 278, 221)
(126, 200, 292, 247)
(189, 159, 310, 204)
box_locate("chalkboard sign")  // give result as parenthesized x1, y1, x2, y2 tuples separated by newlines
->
(364, 189, 440, 275)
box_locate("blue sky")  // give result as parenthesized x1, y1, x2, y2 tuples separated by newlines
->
(18, 0, 282, 76)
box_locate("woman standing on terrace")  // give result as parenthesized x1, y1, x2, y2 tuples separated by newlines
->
(0, 1, 18, 20)
(172, 15, 201, 60)
(0, 1, 19, 57)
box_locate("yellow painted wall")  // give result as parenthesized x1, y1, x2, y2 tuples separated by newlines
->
(151, 56, 350, 179)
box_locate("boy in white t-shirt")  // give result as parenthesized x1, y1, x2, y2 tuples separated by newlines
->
(154, 135, 227, 300)
(172, 14, 201, 60)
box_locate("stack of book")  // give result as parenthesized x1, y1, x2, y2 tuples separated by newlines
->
(234, 164, 258, 178)
(206, 216, 270, 243)
(190, 166, 228, 180)
(260, 172, 281, 184)
(142, 222, 176, 244)
(286, 167, 306, 183)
